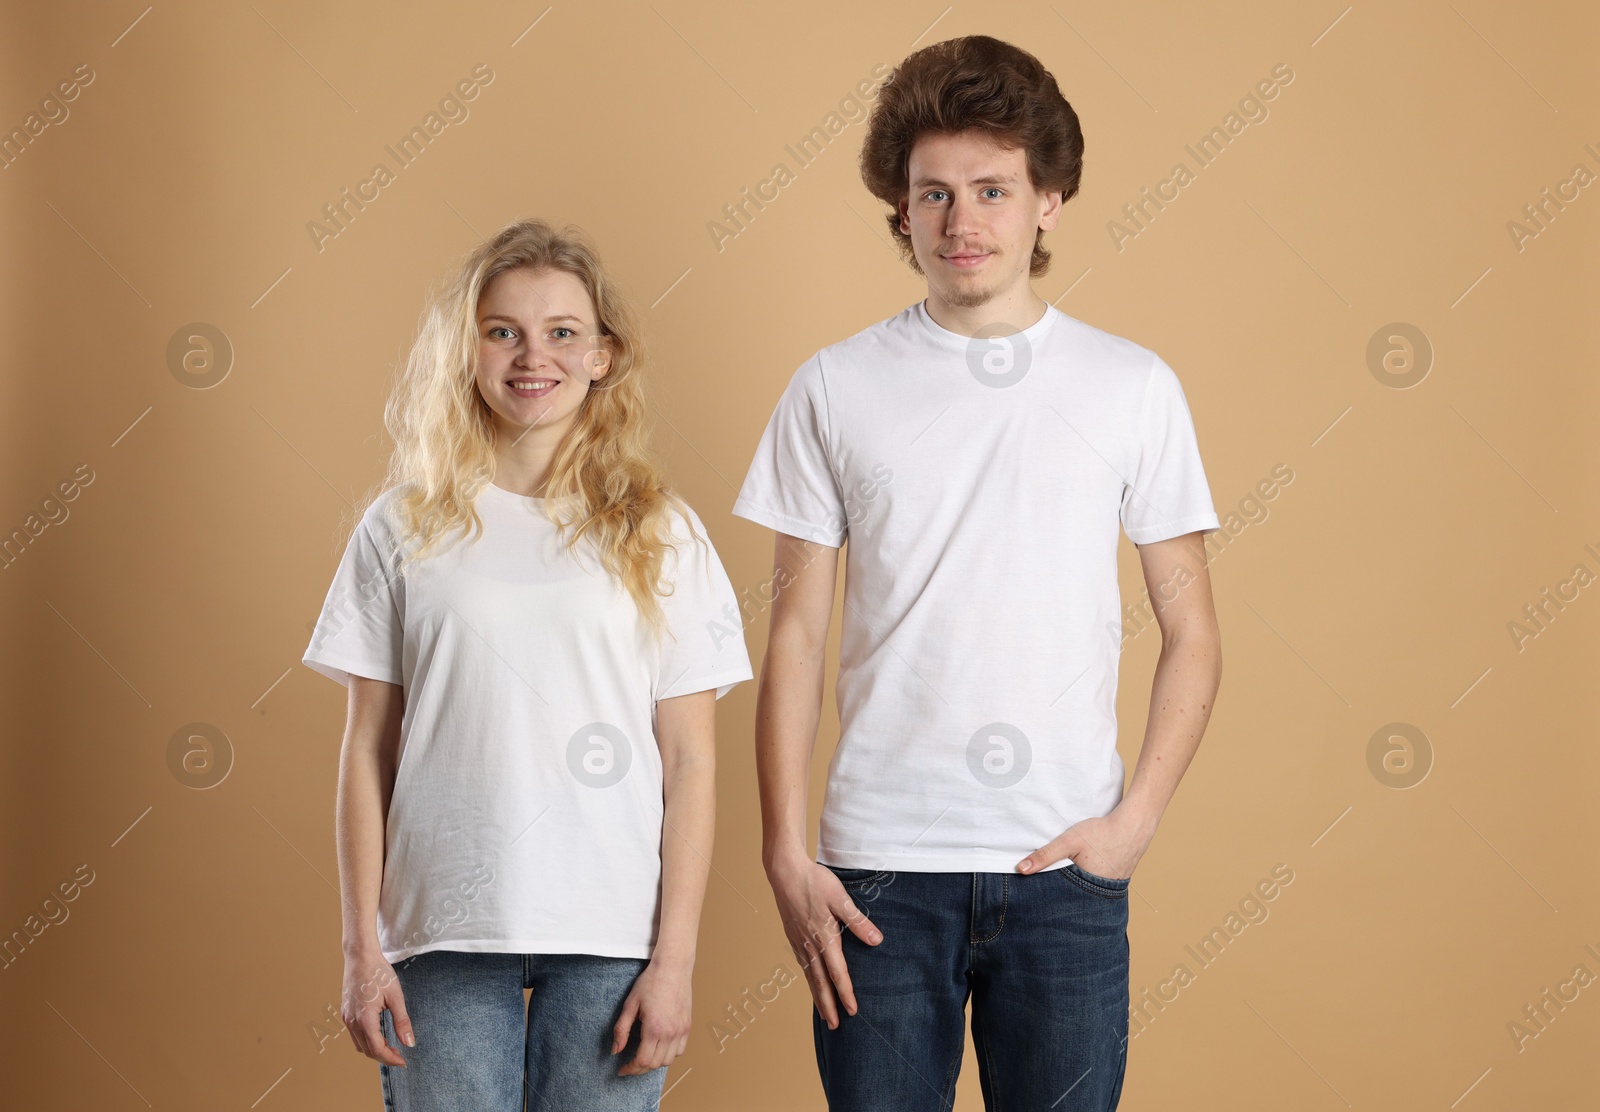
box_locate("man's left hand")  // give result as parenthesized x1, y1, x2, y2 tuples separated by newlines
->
(1015, 808, 1154, 878)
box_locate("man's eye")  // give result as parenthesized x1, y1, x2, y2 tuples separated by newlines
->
(983, 188, 1004, 199)
(926, 191, 948, 203)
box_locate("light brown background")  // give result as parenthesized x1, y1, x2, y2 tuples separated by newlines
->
(2, 1, 1596, 1109)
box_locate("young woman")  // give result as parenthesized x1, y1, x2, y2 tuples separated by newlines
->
(302, 219, 752, 1110)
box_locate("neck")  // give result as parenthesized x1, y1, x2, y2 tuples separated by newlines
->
(923, 282, 1049, 338)
(491, 418, 564, 497)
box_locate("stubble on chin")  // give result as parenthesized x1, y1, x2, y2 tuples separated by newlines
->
(935, 271, 1000, 310)
(942, 284, 991, 310)
(924, 249, 1005, 311)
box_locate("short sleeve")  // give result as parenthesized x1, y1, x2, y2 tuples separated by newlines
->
(302, 506, 406, 688)
(1119, 353, 1222, 544)
(655, 504, 755, 701)
(731, 353, 848, 547)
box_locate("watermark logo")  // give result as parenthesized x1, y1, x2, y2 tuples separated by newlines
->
(567, 722, 631, 788)
(167, 722, 234, 789)
(1365, 323, 1432, 389)
(967, 722, 1031, 788)
(1365, 721, 1431, 789)
(166, 323, 233, 390)
(965, 326, 1033, 389)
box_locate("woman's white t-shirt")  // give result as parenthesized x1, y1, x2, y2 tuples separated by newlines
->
(303, 483, 753, 962)
(732, 300, 1220, 873)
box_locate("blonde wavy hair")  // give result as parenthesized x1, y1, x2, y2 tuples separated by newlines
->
(359, 218, 700, 640)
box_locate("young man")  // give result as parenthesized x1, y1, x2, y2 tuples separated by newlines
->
(731, 35, 1223, 1112)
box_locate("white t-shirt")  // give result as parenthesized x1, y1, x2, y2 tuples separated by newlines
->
(303, 483, 753, 962)
(732, 299, 1219, 873)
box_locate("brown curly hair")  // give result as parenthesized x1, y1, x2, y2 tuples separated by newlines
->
(859, 35, 1084, 277)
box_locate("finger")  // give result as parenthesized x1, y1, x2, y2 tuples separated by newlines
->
(344, 1016, 368, 1059)
(356, 1012, 383, 1061)
(834, 899, 883, 946)
(637, 1034, 667, 1072)
(362, 1011, 406, 1067)
(386, 984, 415, 1049)
(620, 1036, 660, 1076)
(612, 995, 640, 1055)
(819, 935, 859, 1017)
(1017, 831, 1074, 874)
(800, 940, 841, 1028)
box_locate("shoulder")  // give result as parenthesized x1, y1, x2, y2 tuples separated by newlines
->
(1050, 313, 1201, 410)
(652, 496, 724, 590)
(810, 302, 920, 370)
(361, 485, 407, 527)
(659, 495, 709, 546)
(352, 485, 414, 551)
(769, 305, 921, 411)
(1052, 311, 1164, 378)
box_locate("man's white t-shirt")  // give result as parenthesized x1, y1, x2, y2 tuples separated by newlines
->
(732, 299, 1219, 873)
(303, 483, 753, 962)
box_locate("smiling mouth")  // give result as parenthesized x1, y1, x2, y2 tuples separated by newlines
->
(507, 377, 558, 396)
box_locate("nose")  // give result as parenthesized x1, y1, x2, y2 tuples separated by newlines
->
(944, 194, 979, 238)
(514, 333, 555, 370)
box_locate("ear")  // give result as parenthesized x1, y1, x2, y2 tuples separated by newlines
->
(1037, 188, 1064, 233)
(584, 338, 613, 380)
(897, 197, 910, 235)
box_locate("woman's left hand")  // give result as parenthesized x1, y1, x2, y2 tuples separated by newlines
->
(612, 958, 693, 1076)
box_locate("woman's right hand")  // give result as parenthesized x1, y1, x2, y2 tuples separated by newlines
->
(341, 950, 413, 1066)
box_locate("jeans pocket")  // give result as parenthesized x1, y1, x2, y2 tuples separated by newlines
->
(827, 865, 892, 891)
(1062, 860, 1131, 899)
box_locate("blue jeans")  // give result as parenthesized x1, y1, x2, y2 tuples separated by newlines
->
(377, 950, 666, 1111)
(813, 864, 1131, 1111)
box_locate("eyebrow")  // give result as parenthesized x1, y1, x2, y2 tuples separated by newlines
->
(480, 313, 586, 326)
(911, 173, 1018, 188)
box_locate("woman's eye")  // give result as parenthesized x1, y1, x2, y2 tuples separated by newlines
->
(552, 327, 575, 341)
(488, 326, 513, 339)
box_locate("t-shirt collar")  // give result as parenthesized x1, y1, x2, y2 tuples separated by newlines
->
(912, 296, 1059, 350)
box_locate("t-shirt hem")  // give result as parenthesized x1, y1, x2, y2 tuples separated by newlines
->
(301, 652, 402, 687)
(729, 497, 844, 548)
(659, 666, 755, 702)
(382, 937, 655, 964)
(818, 850, 1071, 874)
(1124, 512, 1222, 545)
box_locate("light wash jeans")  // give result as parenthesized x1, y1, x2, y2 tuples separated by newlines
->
(377, 950, 665, 1111)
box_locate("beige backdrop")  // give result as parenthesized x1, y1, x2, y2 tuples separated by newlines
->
(3, 1, 1596, 1109)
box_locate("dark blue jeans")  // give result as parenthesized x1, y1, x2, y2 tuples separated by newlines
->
(813, 864, 1131, 1111)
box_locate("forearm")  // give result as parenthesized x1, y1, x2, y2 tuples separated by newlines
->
(652, 751, 715, 969)
(335, 744, 392, 957)
(755, 633, 825, 872)
(1119, 627, 1222, 835)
